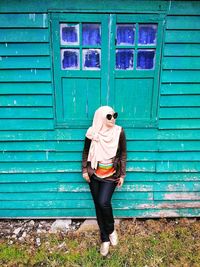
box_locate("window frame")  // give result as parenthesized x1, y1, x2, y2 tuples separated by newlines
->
(50, 12, 165, 129)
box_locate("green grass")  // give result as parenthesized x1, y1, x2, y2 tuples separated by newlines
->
(0, 218, 199, 267)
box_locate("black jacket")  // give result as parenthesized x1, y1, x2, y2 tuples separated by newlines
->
(82, 127, 127, 179)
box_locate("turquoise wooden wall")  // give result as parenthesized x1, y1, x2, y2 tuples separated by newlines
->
(0, 0, 200, 218)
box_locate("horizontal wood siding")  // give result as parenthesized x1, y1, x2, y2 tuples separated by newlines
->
(0, 1, 199, 218)
(157, 0, 200, 217)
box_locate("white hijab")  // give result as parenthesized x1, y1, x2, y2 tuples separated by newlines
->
(86, 106, 121, 169)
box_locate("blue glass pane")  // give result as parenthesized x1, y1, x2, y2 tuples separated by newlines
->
(61, 49, 79, 69)
(116, 24, 135, 45)
(83, 49, 101, 70)
(138, 24, 157, 45)
(137, 50, 155, 70)
(60, 24, 79, 45)
(82, 24, 101, 45)
(116, 49, 134, 70)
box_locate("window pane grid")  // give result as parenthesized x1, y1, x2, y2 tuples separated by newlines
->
(115, 22, 157, 70)
(60, 22, 101, 70)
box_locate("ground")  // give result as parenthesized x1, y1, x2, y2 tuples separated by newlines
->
(0, 217, 199, 266)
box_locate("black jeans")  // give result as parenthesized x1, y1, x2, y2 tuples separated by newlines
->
(89, 174, 117, 242)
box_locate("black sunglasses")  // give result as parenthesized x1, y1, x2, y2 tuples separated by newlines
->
(106, 112, 118, 120)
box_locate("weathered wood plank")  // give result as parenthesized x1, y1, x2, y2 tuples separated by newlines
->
(168, 1, 200, 15)
(0, 83, 52, 94)
(158, 140, 200, 151)
(0, 119, 54, 130)
(0, 56, 51, 69)
(0, 161, 156, 173)
(0, 208, 200, 219)
(161, 84, 200, 95)
(0, 0, 168, 13)
(154, 181, 200, 191)
(152, 173, 200, 182)
(159, 119, 200, 130)
(0, 141, 55, 151)
(0, 171, 199, 184)
(157, 130, 200, 140)
(0, 13, 48, 28)
(0, 43, 50, 56)
(165, 30, 200, 43)
(1, 200, 200, 209)
(0, 182, 154, 193)
(0, 183, 58, 193)
(0, 108, 53, 119)
(156, 162, 200, 173)
(0, 192, 153, 201)
(0, 70, 51, 82)
(164, 44, 200, 56)
(0, 95, 52, 106)
(59, 182, 154, 192)
(1, 151, 200, 162)
(155, 192, 200, 201)
(0, 129, 200, 142)
(160, 95, 200, 107)
(163, 57, 200, 70)
(162, 70, 200, 83)
(166, 16, 200, 29)
(0, 29, 49, 42)
(0, 140, 158, 152)
(159, 107, 200, 118)
(124, 151, 200, 161)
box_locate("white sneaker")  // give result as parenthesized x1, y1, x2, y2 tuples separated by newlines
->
(109, 229, 118, 246)
(100, 241, 110, 256)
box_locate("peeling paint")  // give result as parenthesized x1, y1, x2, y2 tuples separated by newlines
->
(183, 169, 198, 172)
(139, 203, 200, 209)
(181, 143, 184, 149)
(168, 0, 172, 12)
(46, 150, 49, 161)
(58, 185, 66, 192)
(43, 14, 47, 28)
(127, 167, 149, 172)
(164, 193, 200, 200)
(147, 210, 180, 217)
(29, 13, 36, 22)
(167, 183, 187, 191)
(161, 202, 200, 209)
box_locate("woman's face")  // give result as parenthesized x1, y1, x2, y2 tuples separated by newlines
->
(105, 112, 116, 128)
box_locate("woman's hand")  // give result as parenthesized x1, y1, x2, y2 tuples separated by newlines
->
(83, 172, 90, 183)
(117, 177, 124, 188)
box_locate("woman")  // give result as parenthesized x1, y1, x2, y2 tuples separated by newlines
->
(82, 106, 127, 256)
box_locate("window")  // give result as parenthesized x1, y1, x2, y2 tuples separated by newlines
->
(115, 23, 157, 70)
(60, 23, 101, 70)
(51, 13, 164, 128)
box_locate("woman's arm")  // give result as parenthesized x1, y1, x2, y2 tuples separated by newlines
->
(119, 128, 127, 179)
(82, 137, 91, 175)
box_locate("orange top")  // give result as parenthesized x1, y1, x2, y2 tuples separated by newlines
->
(94, 158, 116, 178)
